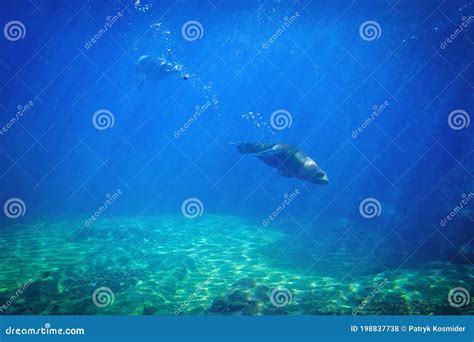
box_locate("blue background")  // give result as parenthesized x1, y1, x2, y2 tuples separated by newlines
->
(1, 0, 473, 268)
(0, 0, 473, 319)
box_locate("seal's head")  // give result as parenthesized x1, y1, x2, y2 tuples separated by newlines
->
(303, 159, 329, 185)
(309, 171, 329, 185)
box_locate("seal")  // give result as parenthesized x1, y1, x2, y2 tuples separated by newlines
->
(233, 142, 329, 185)
(136, 55, 187, 87)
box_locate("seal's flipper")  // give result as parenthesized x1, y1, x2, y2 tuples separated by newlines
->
(257, 155, 283, 168)
(255, 147, 279, 156)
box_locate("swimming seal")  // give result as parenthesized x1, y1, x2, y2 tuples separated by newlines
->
(136, 55, 183, 87)
(233, 142, 329, 185)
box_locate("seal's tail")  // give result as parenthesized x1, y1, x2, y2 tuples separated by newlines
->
(229, 142, 277, 155)
(229, 142, 254, 154)
(229, 142, 253, 154)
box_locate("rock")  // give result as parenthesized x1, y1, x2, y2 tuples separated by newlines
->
(209, 290, 258, 315)
(254, 285, 270, 303)
(143, 306, 156, 315)
(209, 296, 227, 313)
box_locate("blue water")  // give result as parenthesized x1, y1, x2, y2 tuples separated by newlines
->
(0, 0, 472, 315)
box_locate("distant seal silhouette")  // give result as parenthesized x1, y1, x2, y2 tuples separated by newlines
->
(136, 55, 187, 86)
(233, 142, 329, 185)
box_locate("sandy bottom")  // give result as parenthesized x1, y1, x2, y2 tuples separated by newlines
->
(0, 215, 472, 315)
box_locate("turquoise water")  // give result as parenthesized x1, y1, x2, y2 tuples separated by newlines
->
(0, 0, 473, 315)
(0, 215, 472, 315)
